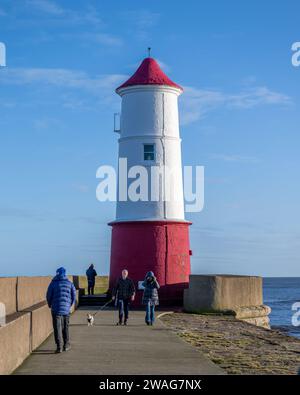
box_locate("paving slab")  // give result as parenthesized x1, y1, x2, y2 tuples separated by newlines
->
(14, 308, 224, 375)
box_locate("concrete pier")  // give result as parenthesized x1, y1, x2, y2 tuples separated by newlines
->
(14, 309, 224, 375)
(0, 276, 79, 374)
(184, 275, 271, 328)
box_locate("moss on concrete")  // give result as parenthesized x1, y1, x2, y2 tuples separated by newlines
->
(161, 312, 300, 375)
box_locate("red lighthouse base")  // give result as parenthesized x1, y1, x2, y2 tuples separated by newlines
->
(108, 220, 192, 307)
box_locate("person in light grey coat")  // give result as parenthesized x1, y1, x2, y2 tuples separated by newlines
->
(142, 271, 160, 325)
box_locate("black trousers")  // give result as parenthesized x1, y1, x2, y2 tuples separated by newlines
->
(88, 281, 95, 295)
(52, 312, 70, 348)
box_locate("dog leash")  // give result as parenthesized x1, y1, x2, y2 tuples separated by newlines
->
(92, 299, 113, 317)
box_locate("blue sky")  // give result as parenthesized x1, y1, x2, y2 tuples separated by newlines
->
(0, 0, 299, 277)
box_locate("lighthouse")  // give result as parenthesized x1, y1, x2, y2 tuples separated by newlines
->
(108, 56, 191, 305)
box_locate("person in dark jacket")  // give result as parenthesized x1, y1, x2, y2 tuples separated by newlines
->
(142, 271, 160, 325)
(112, 269, 135, 326)
(86, 264, 97, 295)
(46, 267, 76, 353)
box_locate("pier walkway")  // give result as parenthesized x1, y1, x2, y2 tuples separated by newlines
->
(14, 308, 224, 375)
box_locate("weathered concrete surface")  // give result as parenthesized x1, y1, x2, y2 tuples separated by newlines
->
(14, 309, 224, 375)
(184, 275, 263, 312)
(0, 277, 17, 315)
(184, 275, 270, 329)
(240, 315, 270, 328)
(17, 276, 52, 311)
(0, 312, 31, 374)
(233, 305, 271, 328)
(161, 312, 300, 375)
(23, 302, 53, 351)
(234, 304, 271, 319)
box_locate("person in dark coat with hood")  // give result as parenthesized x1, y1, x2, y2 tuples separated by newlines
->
(46, 267, 76, 353)
(142, 271, 160, 325)
(86, 263, 97, 295)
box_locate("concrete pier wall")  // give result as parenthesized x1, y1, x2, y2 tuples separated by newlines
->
(17, 276, 53, 311)
(184, 275, 270, 329)
(0, 277, 17, 315)
(0, 275, 79, 375)
(0, 312, 31, 375)
(23, 302, 53, 351)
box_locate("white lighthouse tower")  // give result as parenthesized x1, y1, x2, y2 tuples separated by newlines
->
(109, 56, 191, 305)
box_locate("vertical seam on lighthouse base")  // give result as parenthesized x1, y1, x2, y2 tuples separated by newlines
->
(165, 224, 168, 286)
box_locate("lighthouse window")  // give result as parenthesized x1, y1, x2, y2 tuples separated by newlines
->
(144, 144, 155, 161)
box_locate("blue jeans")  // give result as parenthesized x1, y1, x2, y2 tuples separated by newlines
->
(118, 299, 130, 322)
(145, 302, 155, 323)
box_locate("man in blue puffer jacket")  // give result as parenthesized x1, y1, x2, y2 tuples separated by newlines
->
(46, 267, 76, 353)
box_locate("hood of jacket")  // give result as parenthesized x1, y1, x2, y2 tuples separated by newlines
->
(53, 267, 67, 281)
(145, 271, 154, 280)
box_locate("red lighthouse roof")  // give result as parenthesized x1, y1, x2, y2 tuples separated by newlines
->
(116, 57, 183, 92)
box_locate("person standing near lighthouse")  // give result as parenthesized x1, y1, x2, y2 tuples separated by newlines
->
(142, 271, 160, 325)
(86, 263, 97, 295)
(109, 52, 192, 306)
(112, 269, 136, 326)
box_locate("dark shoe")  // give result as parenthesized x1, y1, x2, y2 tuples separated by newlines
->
(55, 348, 62, 354)
(116, 321, 122, 326)
(146, 321, 150, 326)
(63, 344, 71, 352)
(150, 322, 154, 326)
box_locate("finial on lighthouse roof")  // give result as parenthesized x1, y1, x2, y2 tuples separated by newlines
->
(116, 54, 183, 92)
(147, 47, 151, 57)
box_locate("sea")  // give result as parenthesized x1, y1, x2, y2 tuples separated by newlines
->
(264, 277, 300, 339)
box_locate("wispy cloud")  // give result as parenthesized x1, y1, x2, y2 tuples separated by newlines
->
(26, 0, 64, 15)
(15, 2, 121, 47)
(0, 98, 16, 108)
(0, 67, 292, 121)
(25, 0, 104, 26)
(120, 10, 160, 40)
(180, 87, 223, 124)
(156, 59, 171, 73)
(71, 183, 90, 193)
(123, 9, 160, 29)
(206, 177, 229, 184)
(0, 67, 125, 90)
(180, 85, 292, 125)
(210, 154, 260, 164)
(0, 7, 7, 16)
(71, 216, 106, 225)
(0, 207, 44, 221)
(227, 87, 291, 108)
(60, 32, 123, 47)
(0, 67, 125, 100)
(33, 117, 65, 131)
(0, 67, 126, 110)
(83, 33, 122, 47)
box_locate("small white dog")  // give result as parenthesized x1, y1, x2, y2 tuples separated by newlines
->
(87, 313, 95, 326)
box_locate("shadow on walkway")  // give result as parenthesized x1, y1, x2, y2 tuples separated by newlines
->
(15, 309, 225, 375)
(32, 350, 55, 355)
